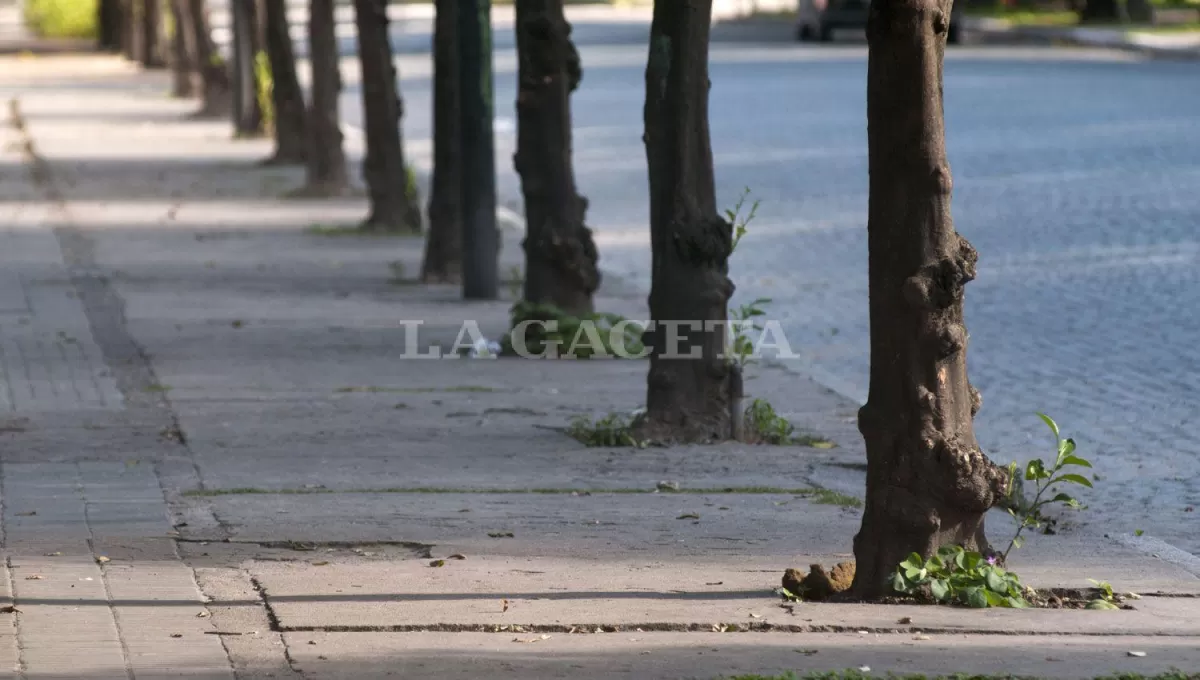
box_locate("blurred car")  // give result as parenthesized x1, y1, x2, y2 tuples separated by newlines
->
(795, 0, 963, 43)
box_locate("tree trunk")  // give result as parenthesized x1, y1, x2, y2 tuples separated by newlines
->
(231, 0, 264, 137)
(99, 0, 123, 51)
(421, 0, 464, 283)
(262, 0, 308, 164)
(353, 0, 423, 232)
(141, 0, 166, 68)
(458, 0, 499, 299)
(124, 0, 144, 61)
(636, 0, 735, 444)
(851, 0, 1009, 599)
(304, 0, 349, 194)
(168, 0, 200, 96)
(514, 0, 598, 316)
(188, 0, 233, 118)
(1079, 0, 1123, 21)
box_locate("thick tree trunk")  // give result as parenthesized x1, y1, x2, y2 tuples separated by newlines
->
(304, 0, 349, 194)
(851, 0, 1009, 599)
(262, 0, 308, 164)
(637, 0, 735, 444)
(514, 0, 599, 316)
(421, 0, 464, 283)
(141, 0, 166, 68)
(353, 0, 423, 232)
(231, 0, 264, 137)
(99, 0, 123, 51)
(168, 0, 202, 96)
(188, 0, 233, 118)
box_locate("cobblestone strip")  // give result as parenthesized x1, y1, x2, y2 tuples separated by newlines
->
(2, 462, 234, 679)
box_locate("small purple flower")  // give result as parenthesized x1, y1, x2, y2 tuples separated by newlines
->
(986, 555, 998, 566)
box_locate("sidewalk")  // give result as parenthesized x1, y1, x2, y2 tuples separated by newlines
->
(0, 54, 1197, 679)
(963, 16, 1200, 60)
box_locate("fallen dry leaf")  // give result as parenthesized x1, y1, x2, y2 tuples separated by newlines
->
(44, 552, 61, 557)
(513, 634, 551, 643)
(0, 606, 19, 614)
(16, 511, 35, 517)
(24, 575, 43, 580)
(96, 556, 110, 564)
(897, 616, 912, 624)
(676, 513, 700, 520)
(429, 559, 446, 568)
(196, 611, 210, 618)
(501, 599, 509, 613)
(311, 561, 330, 566)
(447, 554, 466, 560)
(748, 613, 762, 619)
(170, 633, 182, 638)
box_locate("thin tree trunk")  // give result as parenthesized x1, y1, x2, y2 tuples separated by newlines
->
(188, 0, 232, 118)
(514, 0, 598, 316)
(851, 0, 1008, 599)
(124, 0, 143, 61)
(141, 0, 166, 68)
(458, 0, 499, 299)
(421, 0, 464, 283)
(231, 0, 264, 137)
(1079, 0, 1124, 21)
(99, 0, 123, 50)
(353, 0, 423, 232)
(168, 0, 199, 96)
(304, 0, 349, 194)
(262, 0, 308, 164)
(636, 0, 735, 444)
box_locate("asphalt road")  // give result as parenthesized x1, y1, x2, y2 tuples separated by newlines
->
(306, 14, 1200, 550)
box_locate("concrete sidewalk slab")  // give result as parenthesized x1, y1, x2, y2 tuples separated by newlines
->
(283, 630, 1200, 679)
(250, 553, 1198, 636)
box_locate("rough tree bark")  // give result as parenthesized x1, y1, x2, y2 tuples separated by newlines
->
(513, 0, 599, 316)
(187, 0, 233, 118)
(420, 0, 464, 283)
(141, 0, 166, 68)
(168, 0, 202, 97)
(262, 0, 308, 164)
(353, 0, 423, 232)
(851, 0, 1009, 599)
(230, 0, 264, 137)
(637, 0, 736, 443)
(304, 0, 349, 194)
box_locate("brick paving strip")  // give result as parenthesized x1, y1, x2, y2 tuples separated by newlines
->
(0, 53, 1196, 679)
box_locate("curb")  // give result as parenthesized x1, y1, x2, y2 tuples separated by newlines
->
(963, 17, 1200, 60)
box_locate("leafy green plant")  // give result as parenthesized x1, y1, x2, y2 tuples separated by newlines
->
(741, 399, 833, 447)
(501, 301, 644, 359)
(725, 186, 759, 255)
(729, 297, 770, 367)
(891, 413, 1096, 608)
(566, 413, 644, 447)
(1001, 412, 1092, 560)
(1086, 579, 1120, 610)
(254, 50, 275, 135)
(24, 0, 97, 38)
(892, 545, 1029, 608)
